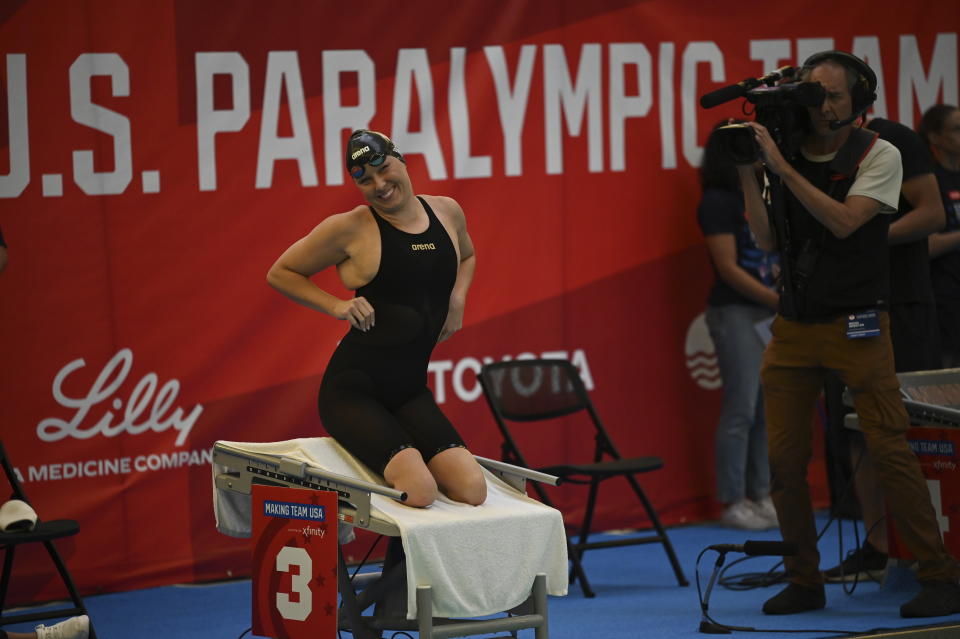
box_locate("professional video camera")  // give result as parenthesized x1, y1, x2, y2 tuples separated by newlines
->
(700, 67, 825, 164)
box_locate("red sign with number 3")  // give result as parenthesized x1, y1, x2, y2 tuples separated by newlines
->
(888, 426, 960, 561)
(251, 484, 338, 639)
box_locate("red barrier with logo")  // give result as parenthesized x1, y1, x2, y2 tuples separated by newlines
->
(887, 426, 960, 561)
(1, 0, 957, 601)
(251, 485, 337, 639)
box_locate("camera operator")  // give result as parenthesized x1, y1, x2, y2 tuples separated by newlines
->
(735, 51, 960, 617)
(821, 114, 946, 585)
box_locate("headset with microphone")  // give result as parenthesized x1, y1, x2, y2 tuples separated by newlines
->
(799, 50, 878, 130)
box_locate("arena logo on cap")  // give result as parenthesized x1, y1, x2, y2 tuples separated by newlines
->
(36, 348, 204, 447)
(351, 145, 371, 161)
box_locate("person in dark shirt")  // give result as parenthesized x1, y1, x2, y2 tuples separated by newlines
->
(697, 122, 779, 531)
(920, 104, 960, 367)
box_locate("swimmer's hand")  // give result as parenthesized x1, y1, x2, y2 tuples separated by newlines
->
(438, 297, 464, 342)
(335, 297, 375, 332)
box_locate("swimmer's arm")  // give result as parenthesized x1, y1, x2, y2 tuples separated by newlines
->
(439, 199, 475, 342)
(266, 211, 375, 330)
(442, 251, 475, 341)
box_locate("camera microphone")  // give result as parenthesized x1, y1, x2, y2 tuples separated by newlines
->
(700, 81, 752, 109)
(700, 66, 796, 109)
(707, 540, 798, 556)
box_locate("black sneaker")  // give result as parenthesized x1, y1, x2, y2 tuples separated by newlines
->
(823, 541, 888, 583)
(762, 583, 826, 615)
(900, 580, 960, 618)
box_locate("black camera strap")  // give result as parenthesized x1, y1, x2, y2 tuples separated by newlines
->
(815, 126, 879, 251)
(765, 172, 799, 318)
(827, 127, 878, 183)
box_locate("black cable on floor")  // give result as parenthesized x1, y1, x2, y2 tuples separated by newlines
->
(696, 548, 869, 635)
(717, 439, 869, 591)
(697, 428, 905, 634)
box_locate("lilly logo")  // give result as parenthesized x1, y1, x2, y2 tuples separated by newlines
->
(36, 348, 203, 447)
(685, 312, 721, 390)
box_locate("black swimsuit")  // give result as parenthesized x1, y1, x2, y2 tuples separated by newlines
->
(318, 196, 465, 473)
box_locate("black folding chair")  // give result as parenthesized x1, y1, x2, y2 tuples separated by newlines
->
(0, 441, 96, 637)
(478, 359, 688, 597)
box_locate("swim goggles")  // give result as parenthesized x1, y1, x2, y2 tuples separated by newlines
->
(349, 153, 387, 179)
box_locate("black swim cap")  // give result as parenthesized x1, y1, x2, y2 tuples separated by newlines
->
(345, 130, 404, 179)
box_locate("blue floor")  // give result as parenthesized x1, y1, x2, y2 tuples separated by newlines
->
(6, 513, 958, 638)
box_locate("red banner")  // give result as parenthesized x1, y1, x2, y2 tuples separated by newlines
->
(1, 0, 958, 601)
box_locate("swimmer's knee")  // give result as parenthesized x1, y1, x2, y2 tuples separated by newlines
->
(384, 449, 439, 507)
(401, 480, 439, 508)
(447, 479, 487, 506)
(442, 464, 487, 506)
(426, 447, 488, 506)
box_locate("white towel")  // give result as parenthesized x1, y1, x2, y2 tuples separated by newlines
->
(212, 437, 568, 619)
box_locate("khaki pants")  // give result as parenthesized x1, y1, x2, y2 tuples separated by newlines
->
(762, 312, 957, 587)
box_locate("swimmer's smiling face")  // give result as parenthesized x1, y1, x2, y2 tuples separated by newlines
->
(353, 156, 411, 213)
